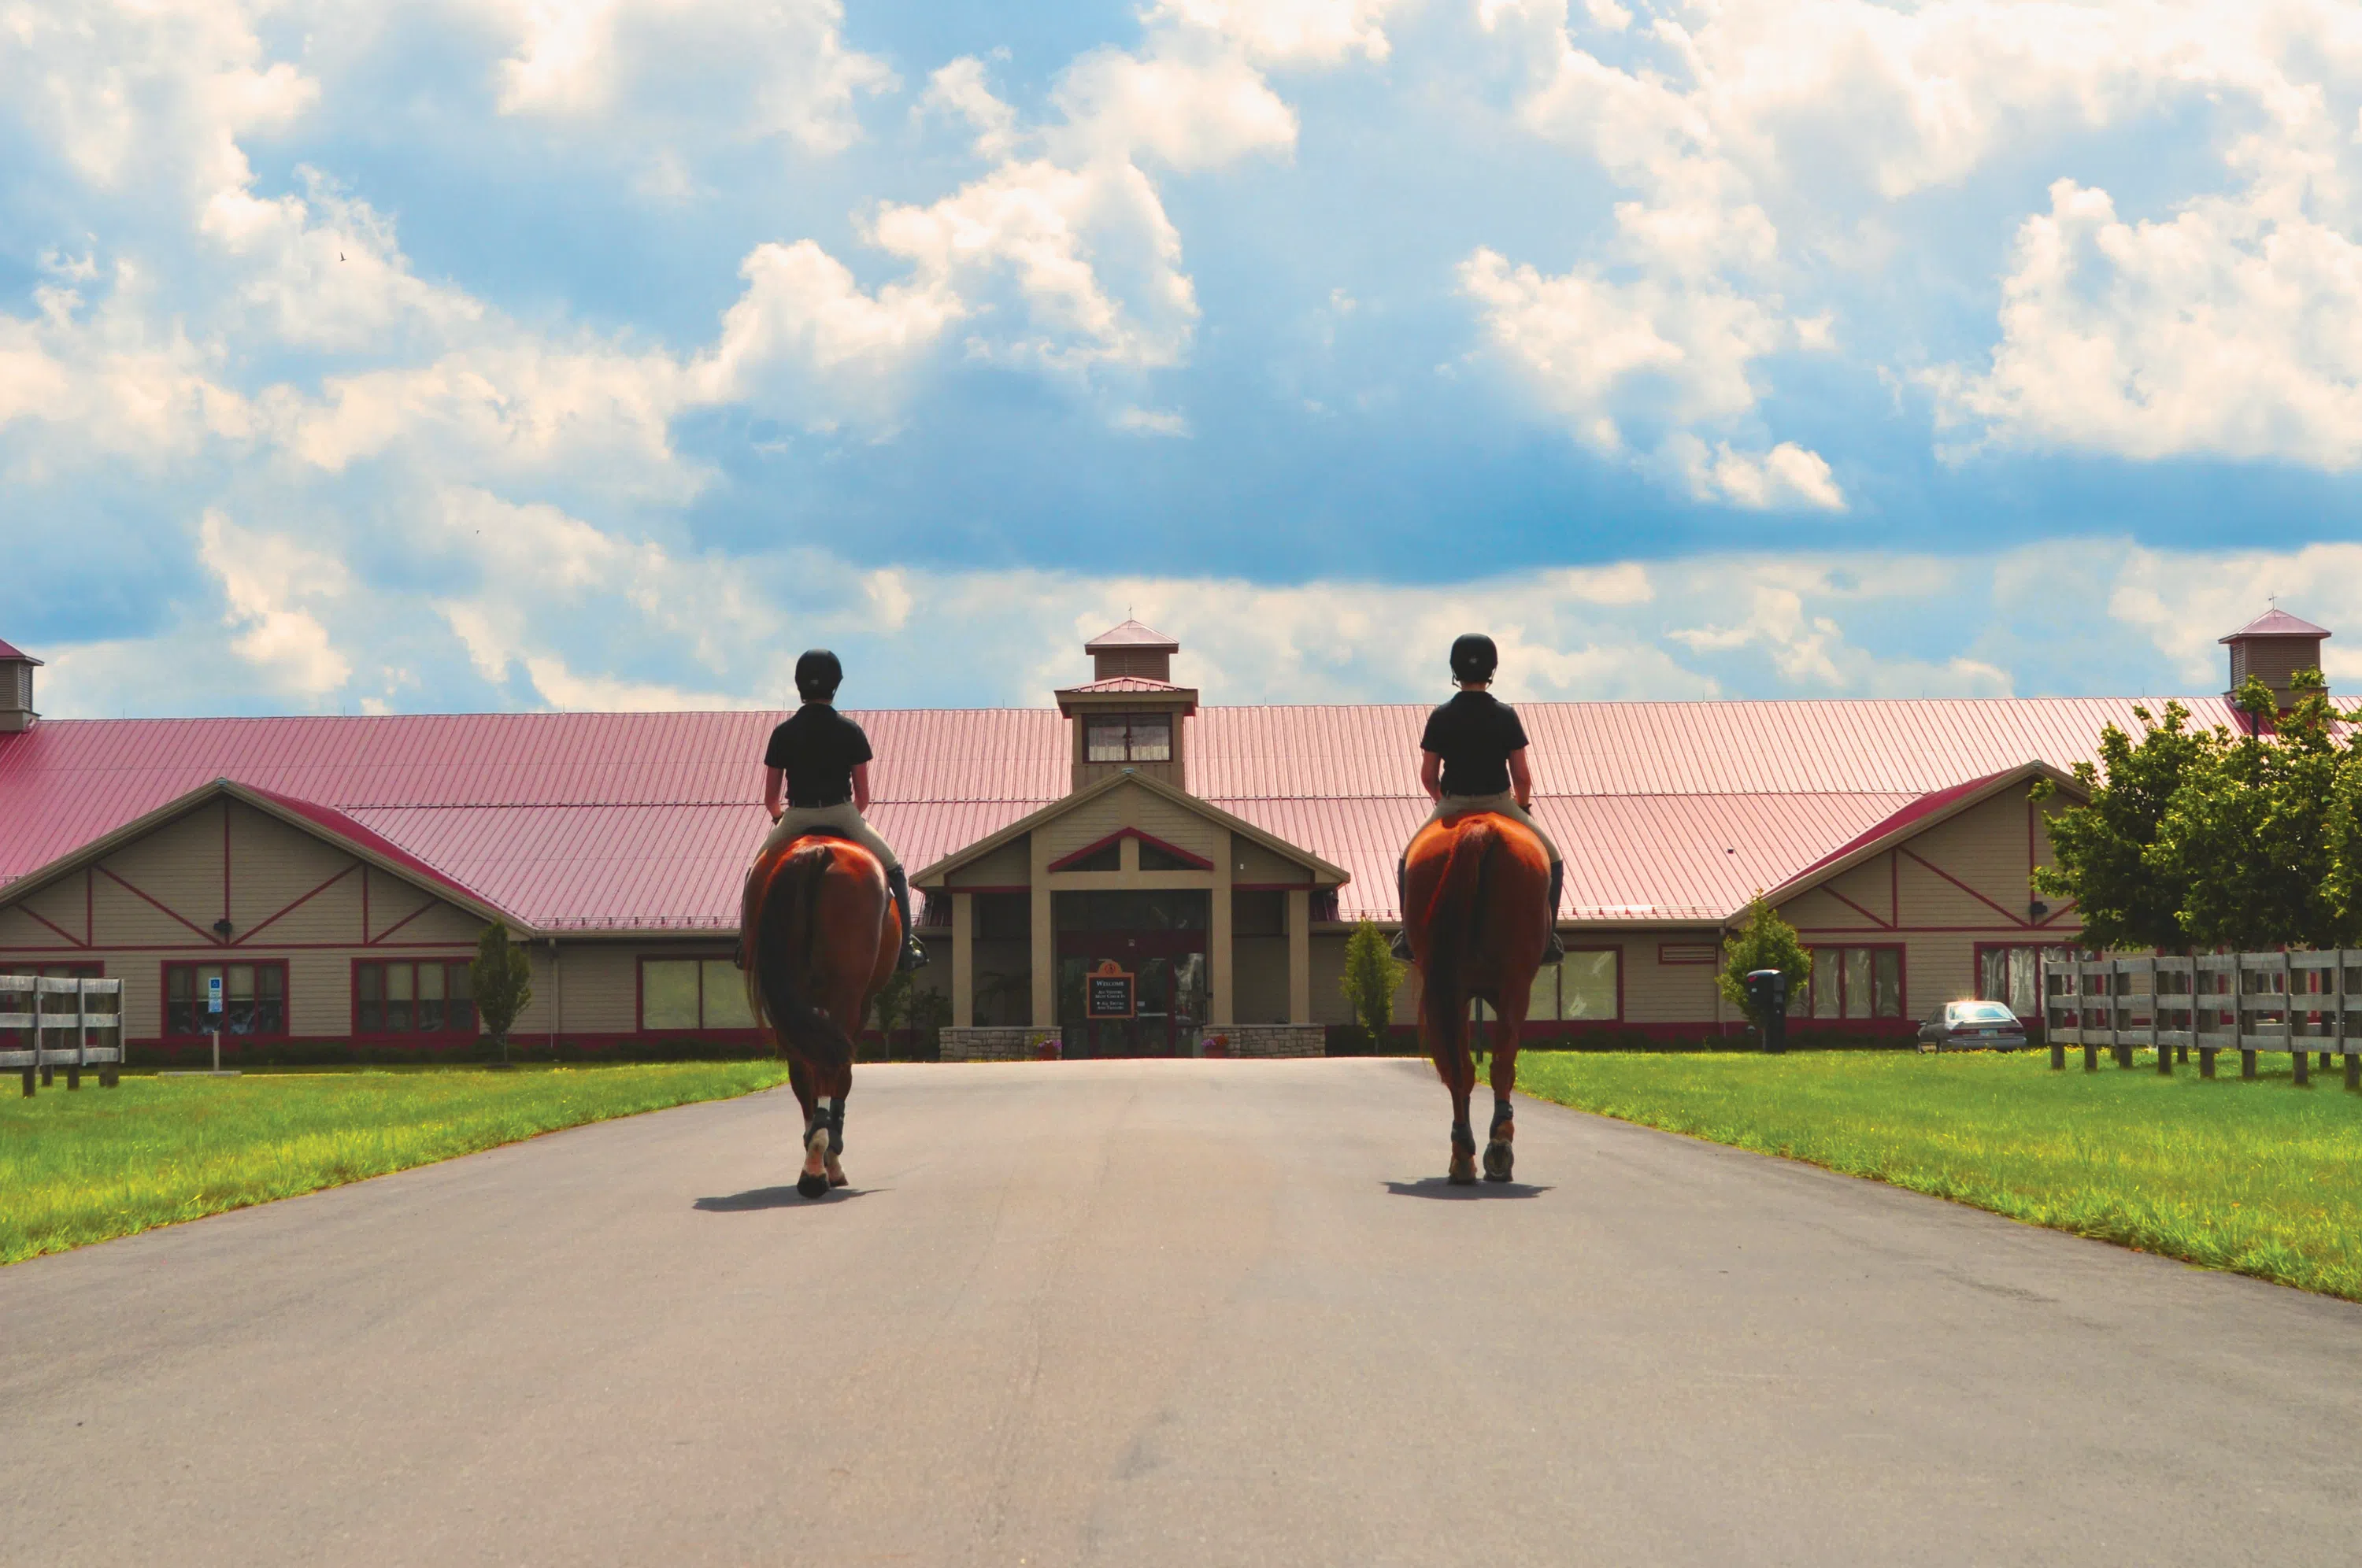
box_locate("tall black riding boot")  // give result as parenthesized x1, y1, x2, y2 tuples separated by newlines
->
(1538, 860, 1565, 965)
(1389, 856, 1413, 960)
(886, 866, 929, 972)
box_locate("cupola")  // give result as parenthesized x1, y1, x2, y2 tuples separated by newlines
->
(2220, 607, 2330, 712)
(1056, 619, 1197, 794)
(0, 638, 39, 734)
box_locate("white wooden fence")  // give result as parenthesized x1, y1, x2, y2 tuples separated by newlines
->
(2040, 952, 2362, 1088)
(1, 974, 125, 1094)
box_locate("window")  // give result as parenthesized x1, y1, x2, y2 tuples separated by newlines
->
(165, 962, 288, 1037)
(1527, 949, 1621, 1022)
(1803, 946, 1903, 1019)
(1976, 945, 2074, 1019)
(2, 963, 108, 1050)
(1085, 713, 1172, 763)
(639, 958, 757, 1033)
(354, 960, 476, 1037)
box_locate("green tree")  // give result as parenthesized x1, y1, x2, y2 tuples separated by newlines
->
(2032, 701, 2223, 953)
(1338, 919, 1405, 1054)
(2152, 673, 2360, 951)
(471, 921, 535, 1064)
(1718, 896, 1812, 1028)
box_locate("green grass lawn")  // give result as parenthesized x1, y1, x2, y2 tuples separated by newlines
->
(1506, 1049, 2362, 1301)
(1, 1063, 790, 1264)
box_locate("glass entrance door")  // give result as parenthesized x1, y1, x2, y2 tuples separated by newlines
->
(1053, 889, 1211, 1059)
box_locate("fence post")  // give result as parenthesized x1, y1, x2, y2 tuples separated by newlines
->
(2150, 957, 2168, 1074)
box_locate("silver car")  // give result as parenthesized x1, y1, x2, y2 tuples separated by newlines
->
(1916, 999, 2028, 1051)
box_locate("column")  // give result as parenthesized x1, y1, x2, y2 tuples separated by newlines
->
(1287, 887, 1312, 1024)
(1028, 833, 1054, 1029)
(1209, 834, 1234, 1026)
(950, 891, 975, 1029)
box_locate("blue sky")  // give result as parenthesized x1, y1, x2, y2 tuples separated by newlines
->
(6, 0, 2362, 717)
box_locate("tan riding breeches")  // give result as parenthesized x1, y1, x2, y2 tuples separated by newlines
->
(1421, 791, 1560, 863)
(761, 802, 901, 872)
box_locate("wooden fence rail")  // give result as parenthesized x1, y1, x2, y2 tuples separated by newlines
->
(0, 974, 125, 1095)
(2040, 952, 2362, 1089)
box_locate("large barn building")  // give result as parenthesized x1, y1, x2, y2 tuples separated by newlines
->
(0, 612, 2331, 1060)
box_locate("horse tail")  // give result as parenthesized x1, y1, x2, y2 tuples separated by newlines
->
(1420, 818, 1498, 1061)
(753, 841, 856, 1078)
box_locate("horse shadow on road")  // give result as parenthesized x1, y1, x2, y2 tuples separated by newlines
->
(693, 1185, 880, 1211)
(1383, 1178, 1552, 1200)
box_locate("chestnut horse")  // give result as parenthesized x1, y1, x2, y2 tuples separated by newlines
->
(741, 833, 901, 1198)
(1401, 812, 1551, 1185)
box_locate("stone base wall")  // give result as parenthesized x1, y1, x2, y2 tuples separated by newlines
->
(939, 1026, 1061, 1062)
(1206, 1024, 1326, 1059)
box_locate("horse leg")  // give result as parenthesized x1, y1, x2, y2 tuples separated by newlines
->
(818, 1051, 853, 1189)
(1483, 1012, 1520, 1184)
(1447, 1022, 1478, 1186)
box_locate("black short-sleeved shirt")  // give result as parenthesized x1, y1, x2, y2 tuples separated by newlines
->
(1420, 690, 1529, 798)
(764, 704, 874, 808)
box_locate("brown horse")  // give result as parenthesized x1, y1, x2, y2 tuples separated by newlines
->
(741, 833, 901, 1198)
(1401, 812, 1551, 1185)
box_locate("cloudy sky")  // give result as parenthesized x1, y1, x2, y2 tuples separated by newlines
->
(5, 0, 2362, 717)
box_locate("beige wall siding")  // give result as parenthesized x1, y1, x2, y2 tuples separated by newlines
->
(946, 838, 1029, 888)
(94, 805, 231, 944)
(1234, 935, 1290, 1023)
(1038, 784, 1220, 860)
(1618, 931, 1723, 1024)
(227, 803, 356, 935)
(1904, 790, 2041, 921)
(1231, 837, 1310, 883)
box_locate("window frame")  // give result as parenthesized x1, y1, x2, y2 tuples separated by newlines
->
(350, 957, 479, 1041)
(1802, 944, 1908, 1021)
(636, 954, 762, 1034)
(1972, 942, 2075, 1021)
(1083, 712, 1175, 764)
(162, 960, 291, 1041)
(1530, 945, 1623, 1023)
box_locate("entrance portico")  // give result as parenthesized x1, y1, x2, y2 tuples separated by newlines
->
(916, 767, 1347, 1058)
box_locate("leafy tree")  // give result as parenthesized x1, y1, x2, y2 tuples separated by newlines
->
(905, 987, 953, 1060)
(471, 921, 535, 1064)
(2033, 701, 2222, 953)
(2153, 673, 2360, 951)
(1339, 919, 1405, 1054)
(1718, 896, 1812, 1028)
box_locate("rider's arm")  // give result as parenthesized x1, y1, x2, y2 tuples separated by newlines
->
(764, 766, 785, 823)
(1509, 747, 1534, 811)
(1419, 749, 1443, 804)
(852, 760, 872, 813)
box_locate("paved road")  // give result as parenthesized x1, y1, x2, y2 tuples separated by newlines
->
(3, 1060, 2357, 1566)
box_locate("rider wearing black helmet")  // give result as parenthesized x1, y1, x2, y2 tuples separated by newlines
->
(1390, 633, 1565, 963)
(758, 649, 927, 971)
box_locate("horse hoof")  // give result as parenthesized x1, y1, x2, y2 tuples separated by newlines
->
(1483, 1140, 1514, 1182)
(1448, 1152, 1478, 1185)
(796, 1171, 830, 1199)
(827, 1170, 849, 1189)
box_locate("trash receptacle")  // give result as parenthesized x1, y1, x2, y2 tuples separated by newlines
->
(1744, 968, 1790, 1054)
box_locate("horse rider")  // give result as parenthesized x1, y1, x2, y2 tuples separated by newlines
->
(1390, 633, 1565, 965)
(759, 649, 928, 972)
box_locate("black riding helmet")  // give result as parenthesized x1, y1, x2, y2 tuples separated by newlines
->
(1449, 633, 1498, 684)
(794, 648, 843, 701)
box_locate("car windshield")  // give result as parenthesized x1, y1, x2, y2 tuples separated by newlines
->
(1952, 1002, 2016, 1023)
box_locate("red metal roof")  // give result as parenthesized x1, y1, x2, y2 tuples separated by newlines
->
(1084, 619, 1179, 651)
(1058, 676, 1191, 694)
(0, 694, 2247, 930)
(2221, 608, 2329, 642)
(0, 638, 39, 664)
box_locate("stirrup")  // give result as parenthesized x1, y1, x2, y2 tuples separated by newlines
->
(898, 937, 930, 973)
(1538, 930, 1564, 967)
(1389, 928, 1412, 961)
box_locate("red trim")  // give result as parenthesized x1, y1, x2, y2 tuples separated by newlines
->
(1901, 846, 2031, 928)
(1047, 827, 1215, 874)
(159, 957, 291, 1041)
(1233, 882, 1314, 891)
(221, 799, 231, 929)
(368, 896, 437, 945)
(944, 884, 1031, 895)
(235, 864, 357, 946)
(16, 902, 88, 948)
(85, 868, 94, 945)
(98, 866, 222, 944)
(1820, 883, 1896, 930)
(361, 866, 370, 942)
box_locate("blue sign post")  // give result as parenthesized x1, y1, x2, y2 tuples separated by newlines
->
(208, 974, 224, 1073)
